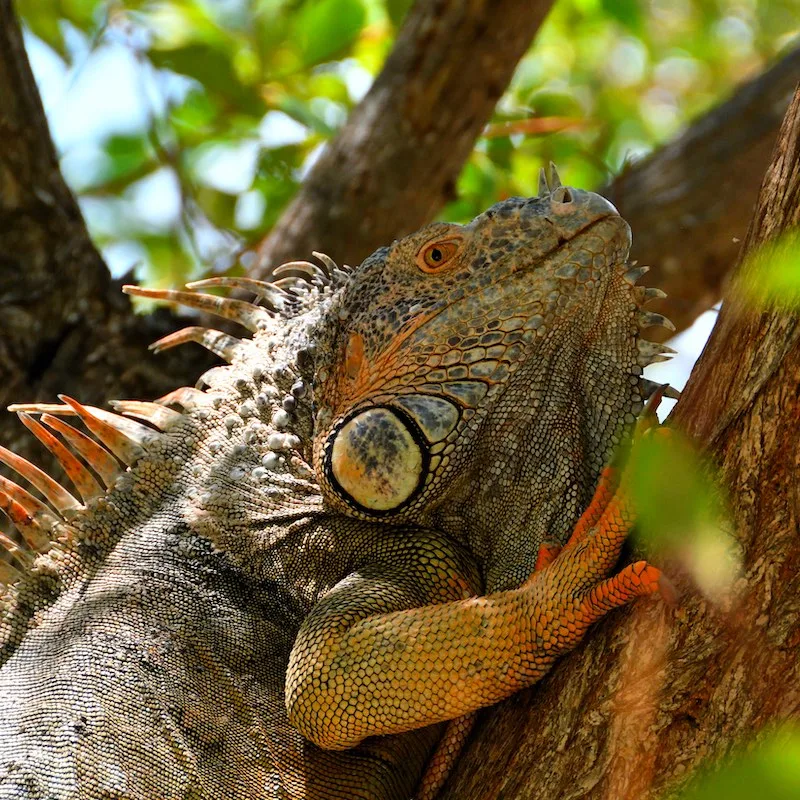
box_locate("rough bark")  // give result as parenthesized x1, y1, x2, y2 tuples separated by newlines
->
(441, 86, 800, 800)
(252, 0, 556, 276)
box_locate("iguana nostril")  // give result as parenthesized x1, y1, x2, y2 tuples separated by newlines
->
(553, 186, 573, 204)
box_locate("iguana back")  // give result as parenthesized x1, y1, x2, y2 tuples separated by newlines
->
(0, 174, 673, 799)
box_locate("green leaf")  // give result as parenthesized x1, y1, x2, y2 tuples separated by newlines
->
(629, 430, 717, 547)
(292, 0, 366, 67)
(99, 135, 153, 186)
(741, 230, 800, 309)
(600, 0, 643, 34)
(170, 89, 220, 141)
(279, 96, 335, 136)
(386, 0, 414, 29)
(23, 9, 66, 54)
(677, 729, 800, 800)
(486, 137, 514, 170)
(21, 0, 105, 55)
(628, 429, 738, 599)
(148, 44, 264, 116)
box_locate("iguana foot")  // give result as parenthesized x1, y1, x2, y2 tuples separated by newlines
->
(519, 489, 668, 670)
(583, 559, 668, 615)
(565, 465, 619, 549)
(523, 420, 674, 660)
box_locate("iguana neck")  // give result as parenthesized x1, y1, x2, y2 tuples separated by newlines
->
(427, 268, 643, 592)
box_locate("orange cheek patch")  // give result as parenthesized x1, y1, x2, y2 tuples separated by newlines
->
(325, 310, 442, 417)
(344, 332, 365, 381)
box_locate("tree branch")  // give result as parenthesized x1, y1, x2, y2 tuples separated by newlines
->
(0, 0, 213, 456)
(251, 6, 799, 341)
(0, 0, 109, 380)
(607, 44, 800, 337)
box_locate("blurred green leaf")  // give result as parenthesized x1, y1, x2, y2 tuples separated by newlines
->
(149, 44, 264, 116)
(21, 0, 104, 54)
(676, 728, 800, 800)
(629, 430, 714, 547)
(98, 134, 153, 188)
(279, 96, 336, 136)
(170, 89, 220, 141)
(308, 72, 351, 105)
(24, 9, 65, 54)
(195, 185, 239, 230)
(292, 0, 366, 67)
(628, 428, 738, 599)
(600, 0, 643, 34)
(741, 230, 800, 309)
(486, 137, 515, 170)
(386, 0, 414, 29)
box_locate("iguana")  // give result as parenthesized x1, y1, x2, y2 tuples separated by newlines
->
(0, 169, 675, 799)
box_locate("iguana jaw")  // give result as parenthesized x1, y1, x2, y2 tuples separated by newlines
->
(430, 256, 650, 590)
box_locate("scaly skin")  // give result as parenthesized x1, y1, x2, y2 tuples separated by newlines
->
(0, 174, 672, 799)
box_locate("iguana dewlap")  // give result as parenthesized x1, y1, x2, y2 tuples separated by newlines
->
(0, 167, 674, 799)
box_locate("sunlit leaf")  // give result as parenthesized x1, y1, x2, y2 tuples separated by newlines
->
(741, 230, 800, 309)
(292, 0, 366, 67)
(600, 0, 643, 34)
(628, 428, 739, 600)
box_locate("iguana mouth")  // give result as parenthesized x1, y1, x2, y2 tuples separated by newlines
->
(510, 212, 630, 278)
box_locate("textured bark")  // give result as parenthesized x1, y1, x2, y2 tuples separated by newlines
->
(441, 86, 800, 800)
(252, 0, 556, 276)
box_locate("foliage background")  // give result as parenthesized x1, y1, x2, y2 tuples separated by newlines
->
(20, 0, 800, 289)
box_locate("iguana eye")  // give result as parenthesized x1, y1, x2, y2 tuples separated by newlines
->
(417, 238, 462, 273)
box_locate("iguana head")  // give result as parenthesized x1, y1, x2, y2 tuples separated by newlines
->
(311, 170, 672, 581)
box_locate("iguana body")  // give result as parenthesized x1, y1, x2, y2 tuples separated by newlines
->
(0, 173, 672, 799)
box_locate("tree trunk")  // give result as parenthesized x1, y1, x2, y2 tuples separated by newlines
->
(440, 84, 800, 800)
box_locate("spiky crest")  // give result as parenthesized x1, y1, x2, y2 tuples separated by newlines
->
(0, 254, 346, 657)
